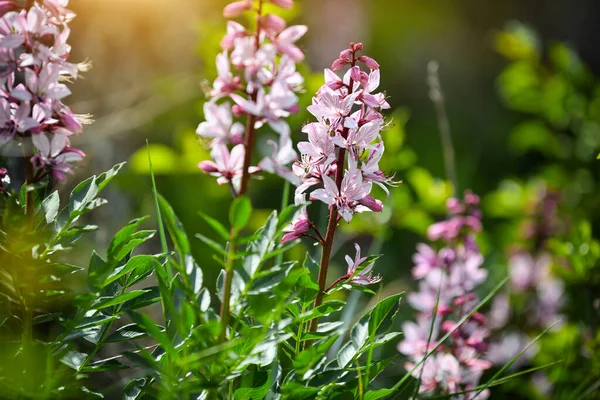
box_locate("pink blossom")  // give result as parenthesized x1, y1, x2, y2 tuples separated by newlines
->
(310, 166, 371, 222)
(198, 144, 258, 192)
(258, 133, 300, 185)
(196, 101, 244, 146)
(31, 132, 84, 180)
(340, 243, 381, 286)
(296, 122, 335, 167)
(272, 25, 307, 62)
(220, 21, 247, 50)
(307, 86, 359, 130)
(280, 208, 309, 244)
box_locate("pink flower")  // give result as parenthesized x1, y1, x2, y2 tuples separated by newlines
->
(342, 243, 381, 286)
(272, 25, 307, 62)
(307, 86, 359, 130)
(258, 133, 300, 185)
(222, 0, 252, 18)
(333, 119, 381, 154)
(198, 144, 258, 192)
(220, 21, 247, 51)
(196, 101, 244, 146)
(281, 208, 310, 244)
(297, 122, 335, 167)
(310, 165, 372, 222)
(406, 353, 461, 394)
(31, 132, 84, 180)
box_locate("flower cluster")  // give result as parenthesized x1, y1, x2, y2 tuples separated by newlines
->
(197, 0, 306, 194)
(398, 191, 492, 398)
(292, 42, 393, 221)
(487, 189, 564, 370)
(0, 0, 89, 181)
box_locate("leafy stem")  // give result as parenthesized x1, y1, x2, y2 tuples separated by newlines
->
(219, 228, 237, 342)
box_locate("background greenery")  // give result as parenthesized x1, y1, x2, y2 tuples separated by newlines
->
(2, 0, 599, 397)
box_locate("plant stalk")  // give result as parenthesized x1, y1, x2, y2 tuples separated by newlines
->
(307, 146, 347, 337)
(238, 0, 263, 197)
(219, 228, 237, 342)
(428, 61, 458, 195)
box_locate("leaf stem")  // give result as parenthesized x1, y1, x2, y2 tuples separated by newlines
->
(219, 228, 237, 342)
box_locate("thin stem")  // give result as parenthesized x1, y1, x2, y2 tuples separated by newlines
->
(275, 180, 290, 265)
(219, 228, 237, 342)
(307, 146, 347, 337)
(428, 61, 458, 195)
(325, 275, 347, 292)
(238, 0, 263, 197)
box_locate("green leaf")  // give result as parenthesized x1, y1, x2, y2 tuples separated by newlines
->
(196, 233, 226, 256)
(158, 194, 190, 255)
(96, 162, 125, 192)
(233, 370, 271, 400)
(230, 195, 252, 231)
(60, 350, 87, 370)
(281, 382, 319, 400)
(105, 323, 147, 343)
(107, 216, 153, 260)
(244, 211, 278, 277)
(32, 312, 61, 325)
(184, 254, 203, 296)
(198, 211, 229, 240)
(41, 190, 59, 224)
(69, 176, 98, 214)
(294, 335, 339, 376)
(105, 255, 159, 287)
(367, 293, 403, 337)
(129, 311, 176, 356)
(82, 357, 130, 372)
(92, 289, 152, 310)
(121, 286, 161, 310)
(123, 378, 147, 400)
(74, 314, 120, 330)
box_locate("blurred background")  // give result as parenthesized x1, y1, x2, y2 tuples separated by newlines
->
(24, 0, 600, 397)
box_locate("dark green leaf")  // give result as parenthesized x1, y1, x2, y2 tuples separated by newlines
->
(158, 194, 190, 255)
(105, 255, 159, 287)
(105, 323, 147, 343)
(41, 190, 59, 224)
(196, 233, 226, 256)
(69, 176, 98, 214)
(121, 286, 161, 310)
(82, 357, 130, 372)
(230, 195, 252, 231)
(198, 211, 229, 240)
(92, 289, 152, 310)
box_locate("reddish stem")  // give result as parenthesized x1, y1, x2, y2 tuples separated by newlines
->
(237, 0, 263, 197)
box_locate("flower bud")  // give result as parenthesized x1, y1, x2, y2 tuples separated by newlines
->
(198, 161, 219, 174)
(359, 195, 383, 212)
(223, 0, 252, 18)
(269, 0, 293, 8)
(261, 14, 286, 35)
(357, 55, 379, 70)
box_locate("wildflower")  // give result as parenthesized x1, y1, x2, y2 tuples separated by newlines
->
(310, 166, 372, 223)
(398, 191, 492, 398)
(344, 243, 381, 285)
(198, 144, 258, 193)
(196, 102, 244, 146)
(0, 0, 88, 182)
(197, 0, 306, 192)
(280, 208, 310, 244)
